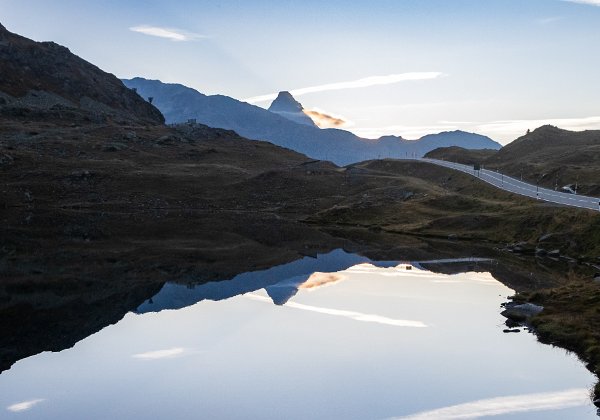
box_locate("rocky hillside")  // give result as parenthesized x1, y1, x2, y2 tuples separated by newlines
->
(425, 126, 600, 196)
(486, 126, 600, 195)
(0, 23, 163, 124)
(424, 146, 498, 165)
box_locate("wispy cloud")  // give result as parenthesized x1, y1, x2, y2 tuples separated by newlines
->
(536, 16, 563, 24)
(129, 25, 206, 42)
(132, 347, 187, 360)
(7, 399, 45, 413)
(395, 388, 590, 419)
(244, 72, 444, 104)
(562, 0, 600, 6)
(246, 293, 427, 327)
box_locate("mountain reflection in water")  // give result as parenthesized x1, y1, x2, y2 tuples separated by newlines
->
(136, 249, 494, 312)
(0, 250, 596, 420)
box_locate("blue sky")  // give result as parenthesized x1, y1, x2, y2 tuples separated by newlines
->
(2, 0, 599, 143)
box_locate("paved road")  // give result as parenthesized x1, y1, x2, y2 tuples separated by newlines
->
(417, 158, 600, 211)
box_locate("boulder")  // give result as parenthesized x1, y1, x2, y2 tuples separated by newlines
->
(501, 303, 544, 322)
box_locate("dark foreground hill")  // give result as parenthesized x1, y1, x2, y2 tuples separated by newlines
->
(0, 23, 163, 125)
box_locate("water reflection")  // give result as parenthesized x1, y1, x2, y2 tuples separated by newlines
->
(136, 249, 494, 313)
(246, 293, 428, 328)
(1, 250, 597, 419)
(1, 254, 595, 419)
(131, 348, 187, 360)
(397, 388, 590, 419)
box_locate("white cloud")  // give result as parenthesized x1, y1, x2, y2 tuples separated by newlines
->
(395, 388, 590, 419)
(244, 72, 444, 104)
(536, 16, 563, 24)
(129, 25, 206, 42)
(132, 347, 186, 360)
(563, 0, 600, 5)
(246, 293, 427, 328)
(7, 399, 45, 413)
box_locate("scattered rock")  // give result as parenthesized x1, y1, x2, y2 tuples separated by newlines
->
(504, 318, 521, 328)
(0, 153, 13, 165)
(503, 329, 521, 333)
(535, 248, 547, 256)
(448, 234, 457, 240)
(69, 170, 93, 180)
(103, 142, 127, 152)
(123, 131, 137, 140)
(156, 135, 181, 145)
(547, 249, 561, 258)
(538, 233, 554, 242)
(507, 242, 536, 255)
(501, 303, 544, 322)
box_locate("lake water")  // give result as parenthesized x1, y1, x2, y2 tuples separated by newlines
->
(0, 250, 597, 419)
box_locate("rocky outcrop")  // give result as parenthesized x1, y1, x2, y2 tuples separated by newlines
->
(501, 302, 544, 322)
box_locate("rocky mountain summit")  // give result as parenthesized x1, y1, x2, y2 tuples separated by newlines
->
(267, 91, 317, 127)
(0, 23, 163, 124)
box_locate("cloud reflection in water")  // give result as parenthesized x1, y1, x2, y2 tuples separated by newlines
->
(395, 388, 590, 419)
(246, 294, 427, 328)
(132, 347, 187, 360)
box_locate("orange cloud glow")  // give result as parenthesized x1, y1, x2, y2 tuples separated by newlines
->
(298, 272, 346, 290)
(304, 108, 349, 128)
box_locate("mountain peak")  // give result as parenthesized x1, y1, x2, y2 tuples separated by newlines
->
(268, 91, 304, 113)
(267, 91, 317, 127)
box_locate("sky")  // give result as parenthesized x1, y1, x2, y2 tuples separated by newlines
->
(1, 0, 599, 144)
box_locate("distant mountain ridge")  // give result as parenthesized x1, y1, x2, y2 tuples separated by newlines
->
(123, 77, 501, 165)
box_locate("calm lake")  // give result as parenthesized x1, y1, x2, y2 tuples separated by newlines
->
(0, 250, 597, 419)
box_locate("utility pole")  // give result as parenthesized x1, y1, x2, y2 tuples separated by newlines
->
(520, 165, 523, 181)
